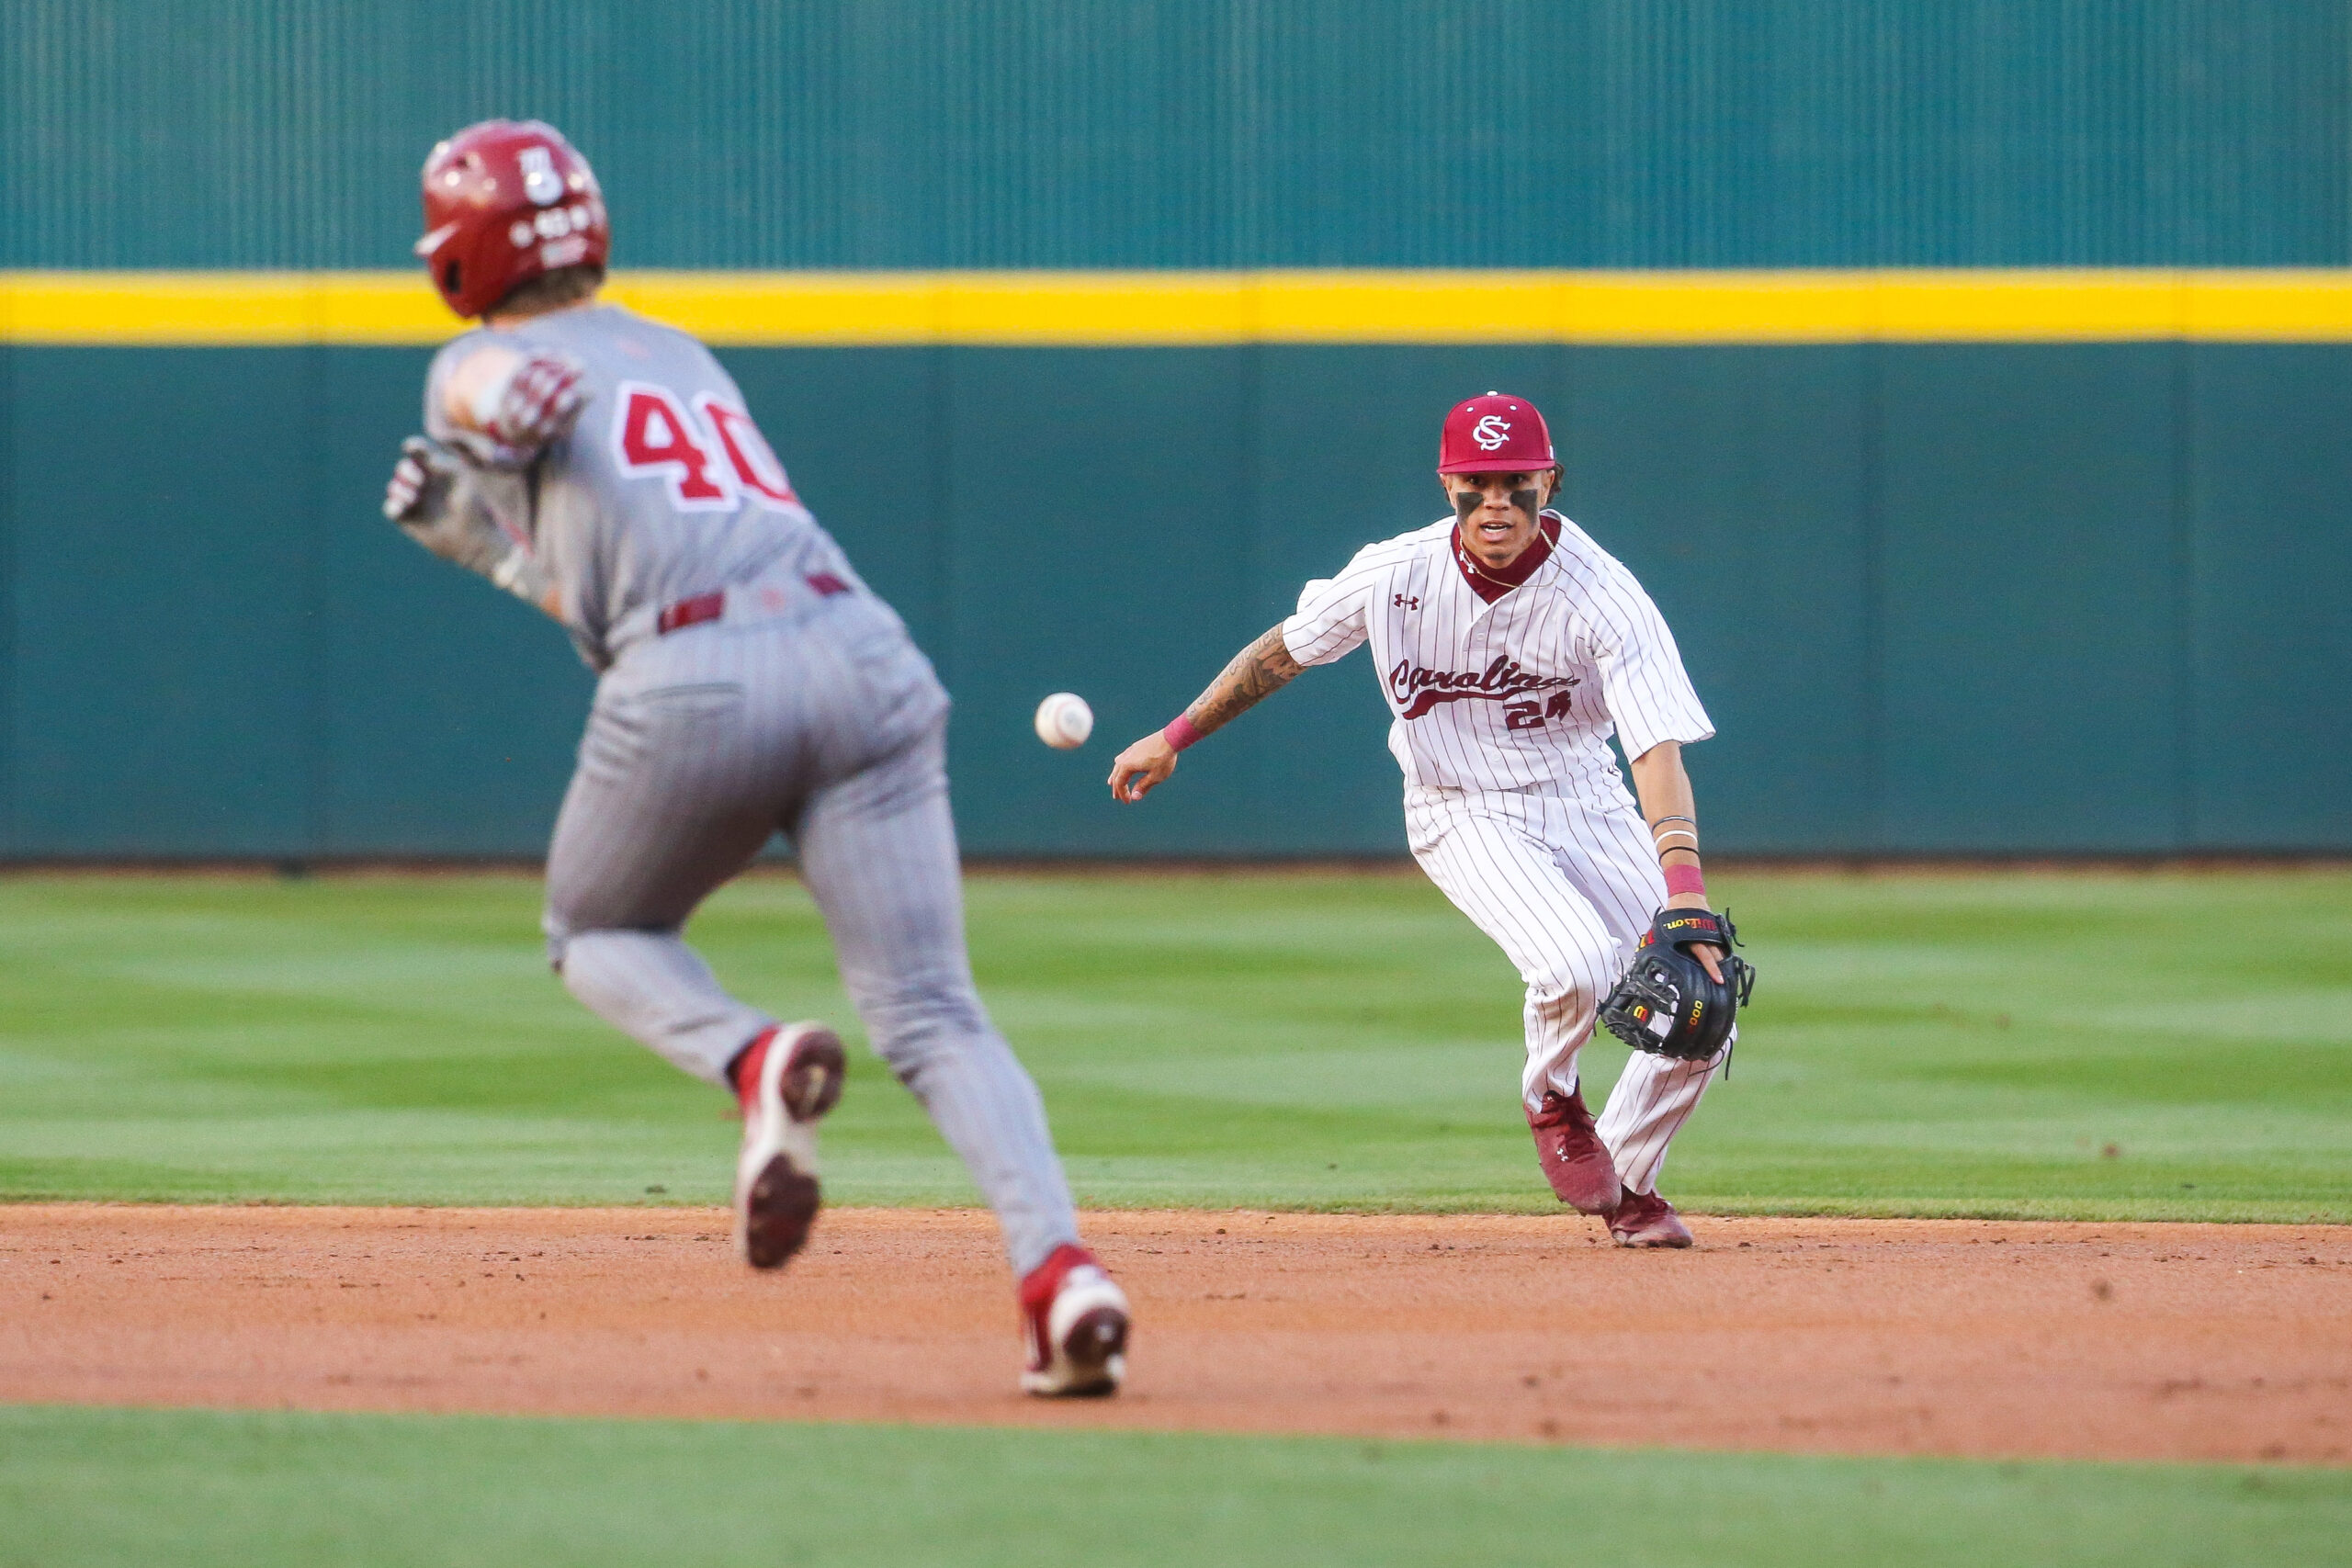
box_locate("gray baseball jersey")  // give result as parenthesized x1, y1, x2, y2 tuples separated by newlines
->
(424, 302, 865, 671)
(406, 301, 1080, 1277)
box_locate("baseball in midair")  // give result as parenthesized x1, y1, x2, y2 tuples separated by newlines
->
(1034, 692, 1094, 750)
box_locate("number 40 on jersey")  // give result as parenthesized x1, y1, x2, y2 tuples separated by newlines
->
(613, 381, 799, 512)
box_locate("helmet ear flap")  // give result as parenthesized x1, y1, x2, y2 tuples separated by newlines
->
(441, 260, 461, 299)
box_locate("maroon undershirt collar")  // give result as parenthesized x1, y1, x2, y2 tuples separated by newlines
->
(1451, 511, 1562, 604)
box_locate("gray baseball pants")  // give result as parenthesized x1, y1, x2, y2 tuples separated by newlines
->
(542, 595, 1080, 1277)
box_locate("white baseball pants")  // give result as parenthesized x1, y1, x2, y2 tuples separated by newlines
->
(1407, 784, 1724, 1197)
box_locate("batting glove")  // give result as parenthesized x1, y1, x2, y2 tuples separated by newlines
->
(478, 351, 589, 450)
(383, 435, 457, 522)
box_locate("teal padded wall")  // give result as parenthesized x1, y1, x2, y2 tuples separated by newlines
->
(3, 0, 2349, 856)
(4, 0, 2347, 269)
(2187, 347, 2352, 849)
(5, 342, 2347, 857)
(10, 350, 312, 853)
(1876, 347, 2183, 852)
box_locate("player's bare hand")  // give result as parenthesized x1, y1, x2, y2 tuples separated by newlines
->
(1108, 735, 1178, 802)
(1664, 892, 1726, 983)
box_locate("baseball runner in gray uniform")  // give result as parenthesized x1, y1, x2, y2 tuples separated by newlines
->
(382, 119, 1129, 1396)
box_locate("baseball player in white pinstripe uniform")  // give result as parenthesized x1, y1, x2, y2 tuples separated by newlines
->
(380, 119, 1130, 1393)
(1109, 392, 1731, 1247)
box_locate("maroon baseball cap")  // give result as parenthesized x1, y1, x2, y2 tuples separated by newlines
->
(1438, 391, 1555, 474)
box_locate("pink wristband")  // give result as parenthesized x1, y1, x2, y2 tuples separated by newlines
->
(1162, 714, 1204, 751)
(1662, 863, 1706, 897)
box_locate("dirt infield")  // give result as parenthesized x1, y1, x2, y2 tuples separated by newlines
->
(3, 1204, 2346, 1463)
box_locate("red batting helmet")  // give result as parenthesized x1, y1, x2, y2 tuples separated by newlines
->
(416, 120, 609, 319)
(1438, 391, 1556, 474)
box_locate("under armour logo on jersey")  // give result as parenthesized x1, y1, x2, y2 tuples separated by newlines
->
(1473, 415, 1511, 450)
(1393, 593, 1420, 610)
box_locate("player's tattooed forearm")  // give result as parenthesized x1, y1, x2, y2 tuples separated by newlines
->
(1187, 624, 1303, 735)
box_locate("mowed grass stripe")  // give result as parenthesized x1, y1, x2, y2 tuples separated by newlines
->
(0, 869, 2345, 1219)
(1, 1405, 2344, 1568)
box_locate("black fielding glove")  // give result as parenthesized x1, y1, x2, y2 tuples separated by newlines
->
(1600, 908, 1755, 1063)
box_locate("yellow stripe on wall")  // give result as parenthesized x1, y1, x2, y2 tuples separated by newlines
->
(7, 268, 2352, 345)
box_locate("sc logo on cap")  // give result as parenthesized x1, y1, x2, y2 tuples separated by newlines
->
(1473, 414, 1512, 450)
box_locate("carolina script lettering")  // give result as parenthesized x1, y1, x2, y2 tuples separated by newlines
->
(1389, 656, 1577, 720)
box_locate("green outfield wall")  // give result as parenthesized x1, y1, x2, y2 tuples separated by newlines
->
(6, 0, 2346, 269)
(2, 1, 2347, 857)
(3, 338, 2346, 858)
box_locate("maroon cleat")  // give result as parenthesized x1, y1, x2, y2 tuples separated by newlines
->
(1527, 1088, 1621, 1214)
(1608, 1186, 1694, 1248)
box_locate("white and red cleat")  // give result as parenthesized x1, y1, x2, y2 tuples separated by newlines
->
(1609, 1185, 1694, 1248)
(1018, 1243, 1130, 1397)
(731, 1021, 846, 1270)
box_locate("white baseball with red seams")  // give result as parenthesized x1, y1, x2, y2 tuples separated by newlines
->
(1282, 508, 1726, 1197)
(1034, 693, 1094, 750)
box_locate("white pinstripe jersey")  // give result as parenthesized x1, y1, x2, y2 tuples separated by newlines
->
(1281, 512, 1713, 798)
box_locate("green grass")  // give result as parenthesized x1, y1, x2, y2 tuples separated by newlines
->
(0, 867, 2347, 1220)
(2, 1405, 2345, 1568)
(4, 873, 2346, 1563)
